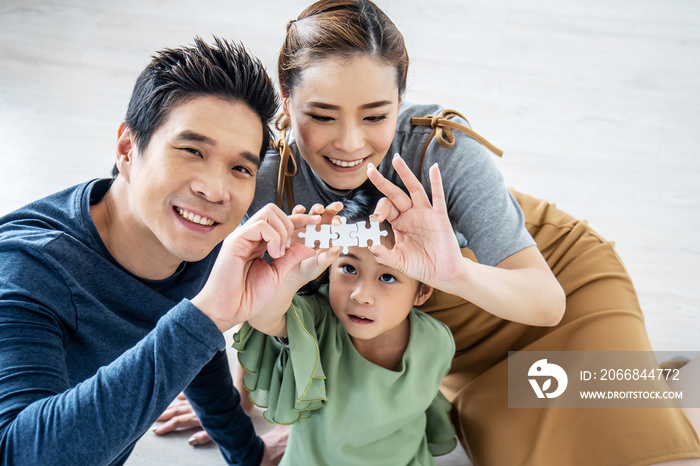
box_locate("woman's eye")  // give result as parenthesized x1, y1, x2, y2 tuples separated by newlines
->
(365, 115, 387, 123)
(379, 274, 396, 283)
(340, 264, 357, 274)
(309, 114, 334, 123)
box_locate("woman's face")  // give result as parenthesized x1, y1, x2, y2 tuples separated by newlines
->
(283, 54, 400, 190)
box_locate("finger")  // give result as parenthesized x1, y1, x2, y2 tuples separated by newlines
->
(157, 404, 196, 421)
(261, 203, 298, 243)
(152, 414, 202, 434)
(244, 205, 293, 257)
(272, 243, 317, 279)
(246, 220, 284, 259)
(299, 247, 340, 280)
(321, 201, 343, 224)
(317, 246, 341, 270)
(367, 161, 413, 213)
(188, 430, 213, 446)
(288, 212, 321, 230)
(292, 205, 306, 215)
(391, 154, 432, 208)
(428, 163, 448, 213)
(371, 197, 401, 224)
(265, 206, 296, 243)
(176, 393, 187, 401)
(309, 204, 325, 215)
(368, 242, 400, 271)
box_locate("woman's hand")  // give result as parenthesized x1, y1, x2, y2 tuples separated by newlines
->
(369, 154, 565, 326)
(367, 154, 466, 290)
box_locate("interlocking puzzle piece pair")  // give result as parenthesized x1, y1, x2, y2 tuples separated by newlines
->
(298, 217, 388, 254)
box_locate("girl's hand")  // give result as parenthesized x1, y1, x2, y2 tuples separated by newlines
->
(367, 154, 466, 289)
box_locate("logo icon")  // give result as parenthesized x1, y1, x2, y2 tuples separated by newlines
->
(528, 359, 568, 398)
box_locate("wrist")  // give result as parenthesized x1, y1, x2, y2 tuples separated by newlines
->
(191, 293, 238, 333)
(436, 255, 473, 298)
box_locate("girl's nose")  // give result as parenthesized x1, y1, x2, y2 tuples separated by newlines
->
(350, 281, 374, 305)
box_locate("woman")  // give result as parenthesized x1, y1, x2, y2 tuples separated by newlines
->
(161, 1, 700, 464)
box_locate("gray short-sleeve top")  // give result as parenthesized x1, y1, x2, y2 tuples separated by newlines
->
(247, 102, 534, 267)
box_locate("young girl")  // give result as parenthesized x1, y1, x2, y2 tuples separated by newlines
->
(234, 181, 458, 465)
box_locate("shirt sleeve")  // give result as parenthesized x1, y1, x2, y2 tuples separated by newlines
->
(184, 350, 264, 466)
(0, 246, 261, 465)
(429, 131, 533, 265)
(393, 105, 535, 266)
(233, 295, 327, 425)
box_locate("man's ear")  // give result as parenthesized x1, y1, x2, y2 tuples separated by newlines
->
(414, 284, 434, 307)
(115, 123, 136, 182)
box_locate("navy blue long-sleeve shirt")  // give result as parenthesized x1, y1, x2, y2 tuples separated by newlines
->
(0, 179, 263, 465)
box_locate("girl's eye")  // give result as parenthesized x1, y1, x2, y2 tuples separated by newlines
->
(379, 274, 396, 284)
(365, 115, 387, 123)
(340, 264, 357, 275)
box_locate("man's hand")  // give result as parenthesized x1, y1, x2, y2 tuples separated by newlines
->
(192, 204, 320, 333)
(153, 393, 212, 446)
(260, 425, 289, 466)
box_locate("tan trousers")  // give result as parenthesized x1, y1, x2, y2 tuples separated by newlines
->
(419, 189, 700, 465)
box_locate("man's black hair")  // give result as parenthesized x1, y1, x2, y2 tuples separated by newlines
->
(112, 36, 278, 177)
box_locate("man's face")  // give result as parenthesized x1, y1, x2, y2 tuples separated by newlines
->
(118, 95, 263, 266)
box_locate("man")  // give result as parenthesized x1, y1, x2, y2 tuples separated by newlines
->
(0, 36, 311, 465)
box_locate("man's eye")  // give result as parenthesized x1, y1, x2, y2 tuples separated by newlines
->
(184, 148, 202, 158)
(233, 166, 253, 176)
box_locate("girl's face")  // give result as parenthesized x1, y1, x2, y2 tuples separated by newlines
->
(328, 242, 432, 345)
(282, 54, 400, 190)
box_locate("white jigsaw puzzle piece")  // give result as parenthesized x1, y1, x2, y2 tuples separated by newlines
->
(298, 224, 338, 249)
(298, 218, 386, 254)
(331, 217, 358, 254)
(351, 220, 388, 248)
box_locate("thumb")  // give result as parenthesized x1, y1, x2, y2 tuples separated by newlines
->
(299, 247, 340, 280)
(271, 243, 316, 280)
(316, 246, 341, 270)
(368, 242, 400, 270)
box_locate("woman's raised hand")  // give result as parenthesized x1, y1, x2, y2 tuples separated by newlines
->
(367, 154, 466, 289)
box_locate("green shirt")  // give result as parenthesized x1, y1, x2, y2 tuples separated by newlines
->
(234, 286, 457, 465)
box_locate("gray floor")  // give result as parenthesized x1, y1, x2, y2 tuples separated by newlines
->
(1, 0, 699, 464)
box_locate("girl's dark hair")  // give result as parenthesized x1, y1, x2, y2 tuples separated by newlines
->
(112, 36, 278, 177)
(277, 0, 408, 129)
(338, 179, 386, 222)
